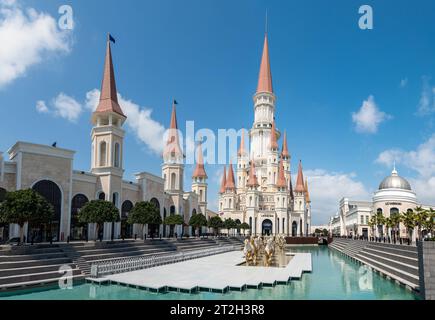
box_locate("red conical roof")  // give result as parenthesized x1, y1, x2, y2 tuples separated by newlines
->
(269, 120, 278, 150)
(163, 101, 183, 158)
(295, 160, 305, 193)
(256, 34, 273, 94)
(276, 159, 287, 188)
(219, 166, 227, 193)
(226, 162, 235, 190)
(94, 38, 125, 118)
(247, 160, 259, 187)
(305, 178, 311, 203)
(281, 130, 289, 158)
(192, 141, 207, 179)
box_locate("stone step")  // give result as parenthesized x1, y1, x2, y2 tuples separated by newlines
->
(0, 274, 85, 291)
(358, 251, 418, 276)
(0, 267, 82, 285)
(0, 252, 68, 262)
(0, 257, 73, 270)
(355, 254, 419, 289)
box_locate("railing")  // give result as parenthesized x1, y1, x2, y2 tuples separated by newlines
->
(90, 245, 239, 278)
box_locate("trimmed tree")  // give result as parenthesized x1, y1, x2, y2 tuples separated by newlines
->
(189, 213, 207, 237)
(208, 216, 223, 236)
(127, 201, 160, 239)
(163, 214, 184, 238)
(0, 189, 54, 244)
(239, 222, 250, 236)
(224, 218, 237, 236)
(78, 200, 119, 241)
(422, 208, 435, 238)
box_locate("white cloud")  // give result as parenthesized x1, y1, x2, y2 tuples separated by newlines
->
(52, 93, 82, 122)
(400, 78, 408, 88)
(305, 169, 370, 224)
(352, 95, 391, 134)
(416, 77, 435, 116)
(35, 93, 82, 122)
(0, 0, 72, 87)
(376, 134, 435, 177)
(85, 89, 166, 154)
(35, 100, 48, 113)
(376, 134, 435, 206)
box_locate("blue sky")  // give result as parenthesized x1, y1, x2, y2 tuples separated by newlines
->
(2, 0, 435, 224)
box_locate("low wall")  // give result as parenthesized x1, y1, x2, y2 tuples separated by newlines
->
(285, 237, 318, 245)
(418, 241, 435, 300)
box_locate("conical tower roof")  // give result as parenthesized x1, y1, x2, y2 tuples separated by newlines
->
(93, 37, 126, 120)
(269, 120, 278, 150)
(247, 160, 259, 187)
(295, 160, 305, 193)
(219, 166, 227, 193)
(192, 141, 207, 179)
(226, 162, 235, 190)
(256, 34, 273, 94)
(276, 159, 287, 188)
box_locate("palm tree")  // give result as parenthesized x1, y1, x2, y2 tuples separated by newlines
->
(401, 210, 416, 244)
(390, 213, 401, 243)
(414, 206, 428, 241)
(368, 216, 376, 240)
(385, 217, 394, 242)
(375, 210, 386, 238)
(422, 208, 435, 239)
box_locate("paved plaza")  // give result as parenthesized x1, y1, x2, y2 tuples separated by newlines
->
(99, 250, 312, 293)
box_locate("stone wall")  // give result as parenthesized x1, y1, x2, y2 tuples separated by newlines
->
(419, 241, 435, 300)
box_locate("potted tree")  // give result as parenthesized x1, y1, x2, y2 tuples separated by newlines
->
(127, 201, 159, 240)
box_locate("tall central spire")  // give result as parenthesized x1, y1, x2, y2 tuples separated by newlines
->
(94, 36, 125, 118)
(256, 33, 273, 94)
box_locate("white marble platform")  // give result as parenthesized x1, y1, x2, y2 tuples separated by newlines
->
(98, 250, 312, 293)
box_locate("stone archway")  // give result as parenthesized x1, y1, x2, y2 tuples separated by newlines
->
(121, 200, 134, 238)
(292, 221, 298, 237)
(262, 219, 273, 236)
(70, 194, 89, 240)
(31, 180, 62, 242)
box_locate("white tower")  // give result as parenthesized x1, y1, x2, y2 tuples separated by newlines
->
(91, 36, 126, 240)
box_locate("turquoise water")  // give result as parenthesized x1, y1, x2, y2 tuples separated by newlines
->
(0, 246, 418, 300)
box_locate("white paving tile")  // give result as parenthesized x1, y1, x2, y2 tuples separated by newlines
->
(103, 251, 311, 292)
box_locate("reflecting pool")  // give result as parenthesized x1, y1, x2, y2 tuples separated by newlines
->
(0, 246, 419, 300)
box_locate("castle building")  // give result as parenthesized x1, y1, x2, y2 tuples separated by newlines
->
(0, 37, 207, 242)
(218, 33, 312, 236)
(329, 166, 435, 240)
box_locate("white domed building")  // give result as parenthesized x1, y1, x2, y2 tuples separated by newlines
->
(329, 166, 433, 240)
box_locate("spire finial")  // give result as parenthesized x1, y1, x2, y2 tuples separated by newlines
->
(265, 9, 268, 34)
(392, 160, 398, 175)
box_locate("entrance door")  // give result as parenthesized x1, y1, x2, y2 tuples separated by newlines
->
(262, 219, 273, 236)
(362, 228, 368, 239)
(292, 221, 298, 237)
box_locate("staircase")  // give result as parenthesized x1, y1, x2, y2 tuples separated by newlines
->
(0, 245, 83, 291)
(329, 238, 419, 291)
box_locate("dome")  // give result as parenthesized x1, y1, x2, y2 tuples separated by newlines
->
(378, 167, 412, 191)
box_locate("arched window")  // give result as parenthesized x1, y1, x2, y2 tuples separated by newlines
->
(31, 180, 62, 242)
(170, 205, 176, 215)
(150, 198, 160, 214)
(98, 192, 106, 200)
(0, 187, 6, 202)
(407, 209, 413, 214)
(390, 207, 399, 217)
(112, 193, 119, 209)
(199, 190, 203, 201)
(192, 209, 197, 216)
(249, 196, 252, 207)
(171, 173, 176, 190)
(377, 208, 383, 215)
(114, 143, 120, 168)
(99, 142, 107, 167)
(163, 174, 167, 189)
(70, 194, 89, 240)
(229, 199, 232, 208)
(121, 200, 133, 219)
